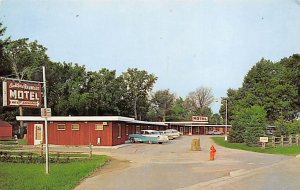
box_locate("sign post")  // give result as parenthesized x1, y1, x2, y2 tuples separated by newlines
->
(260, 137, 268, 149)
(2, 67, 49, 174)
(42, 66, 49, 174)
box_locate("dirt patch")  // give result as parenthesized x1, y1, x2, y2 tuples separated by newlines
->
(90, 158, 132, 177)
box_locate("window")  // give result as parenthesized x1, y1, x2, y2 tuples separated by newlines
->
(118, 124, 122, 138)
(95, 124, 104, 130)
(126, 125, 129, 135)
(57, 124, 65, 130)
(71, 124, 80, 130)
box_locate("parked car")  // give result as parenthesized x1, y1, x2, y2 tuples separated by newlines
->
(266, 130, 273, 135)
(129, 130, 169, 144)
(164, 129, 181, 140)
(207, 130, 224, 135)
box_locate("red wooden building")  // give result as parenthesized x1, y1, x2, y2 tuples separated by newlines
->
(16, 116, 167, 146)
(0, 120, 13, 139)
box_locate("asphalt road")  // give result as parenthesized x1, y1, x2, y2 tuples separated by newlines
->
(64, 136, 292, 190)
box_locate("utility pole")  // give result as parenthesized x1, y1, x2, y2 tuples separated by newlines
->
(225, 98, 228, 141)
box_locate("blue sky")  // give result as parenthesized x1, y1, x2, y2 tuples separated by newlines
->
(1, 0, 300, 113)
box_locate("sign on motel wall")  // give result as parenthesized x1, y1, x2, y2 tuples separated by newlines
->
(2, 80, 42, 108)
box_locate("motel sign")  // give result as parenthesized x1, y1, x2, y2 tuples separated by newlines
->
(192, 116, 208, 122)
(2, 80, 42, 108)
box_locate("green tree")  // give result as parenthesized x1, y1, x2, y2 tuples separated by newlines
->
(243, 106, 267, 146)
(86, 69, 122, 115)
(280, 54, 300, 113)
(150, 89, 175, 121)
(46, 62, 87, 115)
(230, 105, 266, 145)
(119, 68, 157, 119)
(209, 113, 223, 124)
(168, 97, 187, 121)
(227, 59, 297, 124)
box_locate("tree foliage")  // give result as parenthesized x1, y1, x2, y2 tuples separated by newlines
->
(119, 68, 157, 119)
(149, 89, 175, 121)
(224, 57, 299, 125)
(230, 105, 267, 145)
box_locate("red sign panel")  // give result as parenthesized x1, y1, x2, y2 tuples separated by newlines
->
(192, 116, 208, 122)
(2, 80, 42, 108)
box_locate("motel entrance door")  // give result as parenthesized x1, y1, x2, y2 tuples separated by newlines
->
(34, 124, 43, 145)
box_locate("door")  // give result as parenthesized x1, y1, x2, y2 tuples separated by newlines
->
(34, 124, 43, 145)
(189, 127, 192, 135)
(180, 127, 184, 135)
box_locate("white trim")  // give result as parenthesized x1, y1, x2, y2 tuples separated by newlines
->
(16, 116, 135, 122)
(16, 116, 167, 126)
(164, 121, 208, 125)
(34, 124, 43, 145)
(127, 120, 168, 126)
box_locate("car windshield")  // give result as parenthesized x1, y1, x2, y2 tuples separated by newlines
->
(151, 131, 159, 134)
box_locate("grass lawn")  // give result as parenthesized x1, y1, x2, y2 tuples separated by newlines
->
(211, 137, 300, 156)
(0, 145, 22, 150)
(0, 155, 110, 190)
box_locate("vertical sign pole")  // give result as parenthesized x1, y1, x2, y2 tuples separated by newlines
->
(43, 66, 49, 174)
(225, 99, 228, 141)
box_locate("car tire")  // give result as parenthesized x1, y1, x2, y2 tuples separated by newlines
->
(130, 138, 135, 143)
(158, 142, 163, 144)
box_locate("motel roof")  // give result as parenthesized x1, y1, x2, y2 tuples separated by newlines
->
(16, 116, 167, 126)
(164, 121, 231, 127)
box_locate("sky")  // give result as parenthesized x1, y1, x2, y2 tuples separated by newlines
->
(0, 0, 300, 113)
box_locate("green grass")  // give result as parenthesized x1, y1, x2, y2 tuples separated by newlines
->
(211, 137, 300, 156)
(18, 138, 27, 145)
(0, 140, 18, 145)
(0, 145, 22, 150)
(0, 155, 110, 190)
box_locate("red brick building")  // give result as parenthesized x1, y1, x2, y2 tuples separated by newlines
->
(16, 116, 167, 146)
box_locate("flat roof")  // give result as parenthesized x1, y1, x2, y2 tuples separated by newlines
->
(128, 120, 167, 126)
(164, 121, 208, 126)
(16, 116, 167, 126)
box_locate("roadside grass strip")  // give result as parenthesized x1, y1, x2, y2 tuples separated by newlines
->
(211, 137, 300, 155)
(0, 154, 110, 190)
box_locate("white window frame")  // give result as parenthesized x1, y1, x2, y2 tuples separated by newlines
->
(118, 124, 122, 138)
(95, 124, 104, 131)
(71, 124, 80, 131)
(57, 124, 66, 131)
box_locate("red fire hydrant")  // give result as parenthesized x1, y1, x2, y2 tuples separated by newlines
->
(210, 145, 216, 161)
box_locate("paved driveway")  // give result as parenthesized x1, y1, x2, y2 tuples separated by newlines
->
(68, 136, 290, 190)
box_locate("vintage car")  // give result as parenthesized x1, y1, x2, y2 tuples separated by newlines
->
(160, 129, 181, 140)
(129, 130, 169, 144)
(207, 130, 224, 135)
